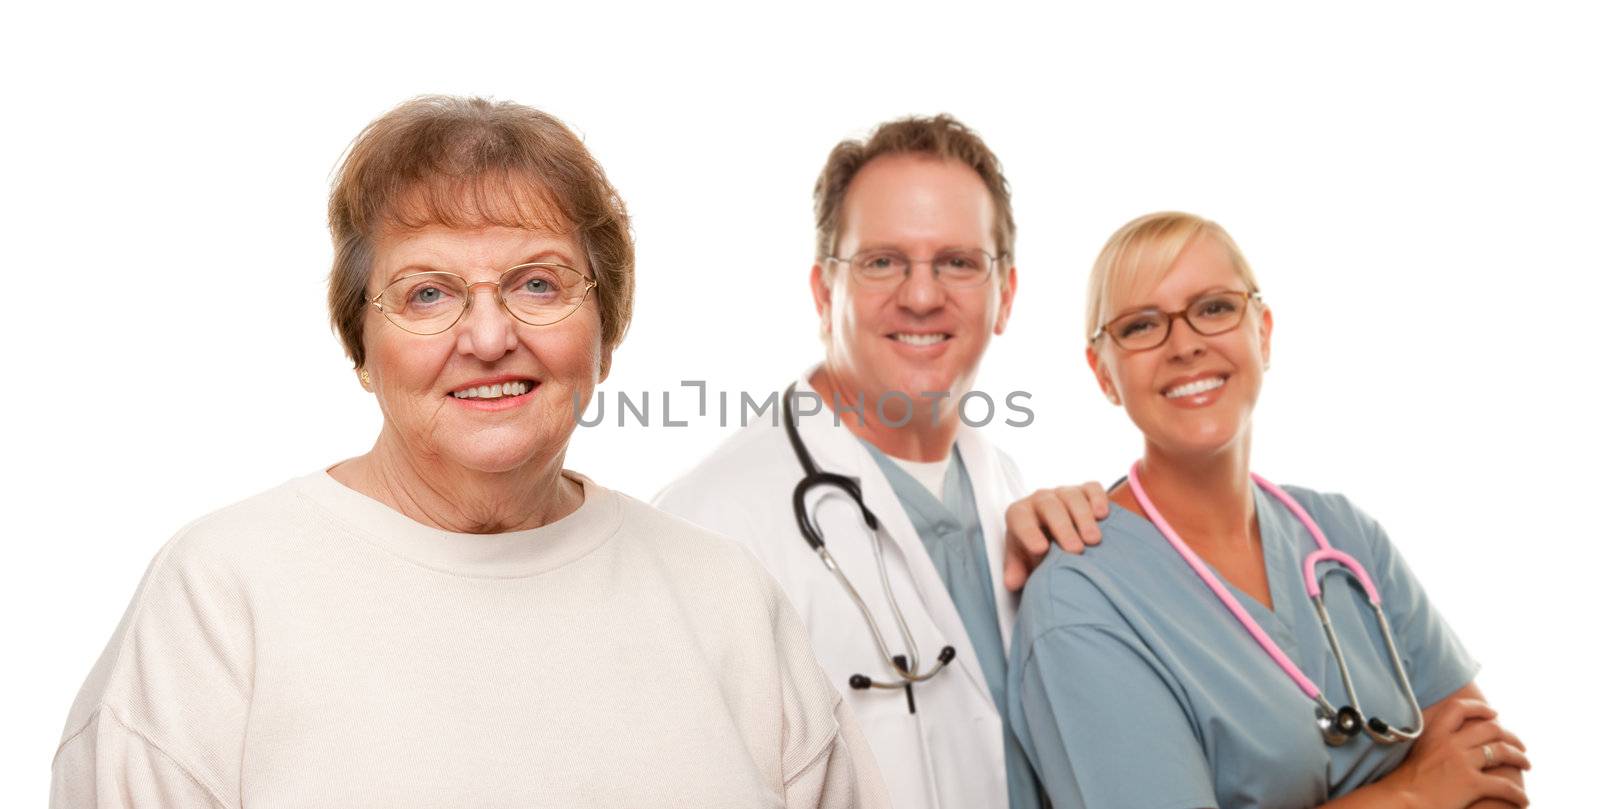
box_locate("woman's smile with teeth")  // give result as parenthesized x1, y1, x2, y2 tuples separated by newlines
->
(892, 332, 950, 346)
(1164, 376, 1226, 398)
(451, 381, 533, 400)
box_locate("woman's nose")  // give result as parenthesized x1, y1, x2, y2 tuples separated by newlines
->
(454, 284, 518, 361)
(1165, 316, 1207, 360)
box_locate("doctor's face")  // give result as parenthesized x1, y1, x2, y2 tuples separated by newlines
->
(811, 154, 1016, 414)
(1088, 234, 1272, 460)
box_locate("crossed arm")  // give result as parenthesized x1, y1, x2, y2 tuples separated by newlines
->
(1318, 682, 1529, 809)
(1002, 486, 1531, 808)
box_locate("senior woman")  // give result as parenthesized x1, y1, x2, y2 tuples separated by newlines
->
(1003, 213, 1529, 808)
(51, 96, 886, 808)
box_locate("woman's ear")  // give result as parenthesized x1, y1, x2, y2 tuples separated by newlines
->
(1257, 304, 1274, 370)
(1086, 344, 1121, 406)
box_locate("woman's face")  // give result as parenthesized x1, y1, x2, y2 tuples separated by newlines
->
(361, 224, 605, 475)
(1087, 234, 1272, 460)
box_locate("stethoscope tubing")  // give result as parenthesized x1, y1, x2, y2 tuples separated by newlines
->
(1127, 461, 1423, 745)
(782, 383, 957, 692)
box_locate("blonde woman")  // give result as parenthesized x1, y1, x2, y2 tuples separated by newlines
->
(1003, 213, 1528, 808)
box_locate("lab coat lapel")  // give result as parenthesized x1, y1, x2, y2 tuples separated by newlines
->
(790, 376, 994, 705)
(955, 426, 1023, 651)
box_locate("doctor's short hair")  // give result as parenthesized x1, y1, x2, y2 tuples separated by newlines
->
(1085, 212, 1260, 345)
(812, 114, 1016, 267)
(326, 95, 635, 370)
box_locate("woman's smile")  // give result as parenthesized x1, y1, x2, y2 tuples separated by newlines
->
(1160, 372, 1230, 408)
(446, 375, 541, 411)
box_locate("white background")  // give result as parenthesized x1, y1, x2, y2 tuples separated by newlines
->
(3, 1, 1594, 803)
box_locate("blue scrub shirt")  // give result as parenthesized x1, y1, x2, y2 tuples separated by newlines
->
(1007, 484, 1478, 809)
(865, 444, 1043, 809)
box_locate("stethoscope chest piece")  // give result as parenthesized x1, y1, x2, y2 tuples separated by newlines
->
(1317, 704, 1365, 746)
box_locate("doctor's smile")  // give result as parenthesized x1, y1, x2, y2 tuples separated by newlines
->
(888, 330, 953, 347)
(887, 328, 957, 359)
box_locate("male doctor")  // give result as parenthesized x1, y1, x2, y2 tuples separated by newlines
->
(654, 115, 1107, 808)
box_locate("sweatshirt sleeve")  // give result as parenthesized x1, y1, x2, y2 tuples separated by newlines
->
(51, 709, 228, 809)
(51, 525, 253, 809)
(782, 694, 892, 808)
(766, 583, 891, 808)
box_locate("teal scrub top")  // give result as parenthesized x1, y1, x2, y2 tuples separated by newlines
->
(1007, 484, 1478, 809)
(864, 444, 1043, 809)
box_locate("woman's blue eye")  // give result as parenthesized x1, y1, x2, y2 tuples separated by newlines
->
(413, 286, 444, 305)
(524, 278, 551, 294)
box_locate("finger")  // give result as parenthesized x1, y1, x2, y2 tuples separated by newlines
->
(1003, 542, 1027, 592)
(1038, 496, 1086, 554)
(1453, 718, 1508, 749)
(1487, 742, 1532, 771)
(1006, 501, 1051, 559)
(1474, 772, 1530, 807)
(1500, 728, 1527, 752)
(1084, 480, 1110, 519)
(1436, 698, 1497, 733)
(1055, 486, 1102, 545)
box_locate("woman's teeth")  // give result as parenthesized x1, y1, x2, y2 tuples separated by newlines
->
(1165, 377, 1226, 398)
(452, 381, 532, 400)
(893, 333, 950, 346)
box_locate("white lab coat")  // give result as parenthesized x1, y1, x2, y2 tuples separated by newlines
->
(654, 374, 1026, 809)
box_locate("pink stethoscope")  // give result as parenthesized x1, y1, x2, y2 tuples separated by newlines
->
(1126, 462, 1426, 746)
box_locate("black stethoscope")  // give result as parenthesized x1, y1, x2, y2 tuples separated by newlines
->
(782, 383, 957, 713)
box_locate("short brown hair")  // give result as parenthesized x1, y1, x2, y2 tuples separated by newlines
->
(812, 114, 1016, 263)
(327, 95, 634, 369)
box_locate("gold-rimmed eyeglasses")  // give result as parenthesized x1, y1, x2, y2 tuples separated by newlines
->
(826, 248, 1001, 290)
(1091, 289, 1263, 351)
(368, 262, 598, 336)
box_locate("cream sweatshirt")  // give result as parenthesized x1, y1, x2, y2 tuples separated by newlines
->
(51, 470, 888, 808)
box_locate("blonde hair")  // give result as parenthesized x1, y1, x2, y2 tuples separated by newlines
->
(1084, 211, 1259, 344)
(327, 95, 634, 370)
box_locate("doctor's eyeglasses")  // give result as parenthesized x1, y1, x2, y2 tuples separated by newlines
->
(826, 248, 1001, 290)
(369, 262, 598, 335)
(1091, 290, 1263, 351)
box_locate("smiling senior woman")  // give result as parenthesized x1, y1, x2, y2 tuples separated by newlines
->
(51, 96, 886, 808)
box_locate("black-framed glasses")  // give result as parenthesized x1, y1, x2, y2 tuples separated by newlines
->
(368, 262, 598, 335)
(826, 248, 1001, 290)
(1091, 289, 1263, 351)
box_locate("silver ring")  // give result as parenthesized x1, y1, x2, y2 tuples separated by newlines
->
(1482, 744, 1494, 766)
